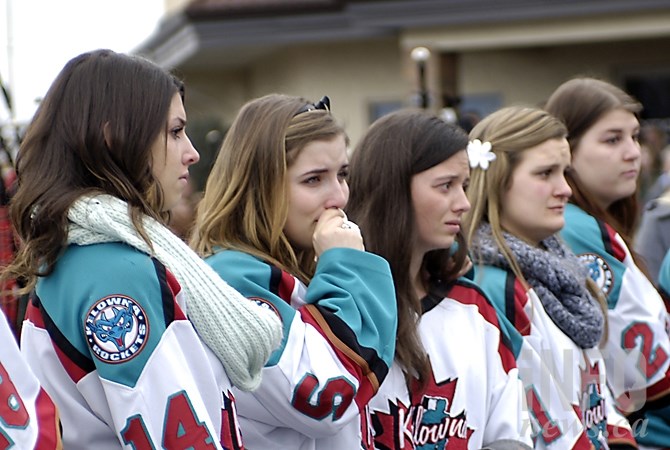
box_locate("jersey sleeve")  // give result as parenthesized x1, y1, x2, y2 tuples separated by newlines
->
(561, 205, 670, 416)
(23, 243, 233, 449)
(474, 266, 595, 449)
(658, 250, 670, 302)
(0, 311, 61, 449)
(206, 247, 396, 438)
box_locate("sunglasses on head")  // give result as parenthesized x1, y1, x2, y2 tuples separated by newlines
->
(294, 96, 330, 116)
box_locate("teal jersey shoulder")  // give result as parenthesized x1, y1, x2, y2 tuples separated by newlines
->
(309, 247, 397, 365)
(206, 249, 297, 366)
(36, 242, 171, 387)
(560, 203, 624, 307)
(470, 265, 525, 358)
(207, 247, 397, 369)
(659, 251, 670, 299)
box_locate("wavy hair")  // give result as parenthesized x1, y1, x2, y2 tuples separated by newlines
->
(347, 109, 469, 387)
(191, 94, 347, 284)
(4, 49, 183, 293)
(544, 77, 643, 242)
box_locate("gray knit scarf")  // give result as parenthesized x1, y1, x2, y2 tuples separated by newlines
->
(472, 223, 604, 349)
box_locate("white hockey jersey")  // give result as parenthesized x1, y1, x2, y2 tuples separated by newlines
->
(562, 203, 670, 448)
(473, 263, 636, 449)
(0, 310, 61, 449)
(21, 242, 243, 449)
(206, 247, 397, 450)
(368, 278, 532, 449)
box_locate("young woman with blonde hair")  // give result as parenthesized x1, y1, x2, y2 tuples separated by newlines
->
(191, 93, 397, 449)
(464, 105, 635, 449)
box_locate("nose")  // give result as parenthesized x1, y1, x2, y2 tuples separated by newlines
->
(555, 174, 572, 199)
(184, 135, 200, 166)
(324, 180, 349, 210)
(453, 187, 471, 213)
(623, 136, 641, 161)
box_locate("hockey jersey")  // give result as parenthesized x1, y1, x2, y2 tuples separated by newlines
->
(561, 203, 670, 448)
(658, 251, 670, 302)
(368, 278, 532, 450)
(21, 242, 243, 449)
(473, 264, 636, 449)
(206, 247, 397, 449)
(0, 310, 61, 449)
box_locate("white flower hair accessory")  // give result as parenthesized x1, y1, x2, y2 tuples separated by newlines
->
(467, 139, 496, 170)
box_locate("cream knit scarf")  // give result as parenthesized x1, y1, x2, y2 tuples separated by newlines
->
(67, 194, 282, 391)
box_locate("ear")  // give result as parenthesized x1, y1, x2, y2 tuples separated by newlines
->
(103, 122, 113, 149)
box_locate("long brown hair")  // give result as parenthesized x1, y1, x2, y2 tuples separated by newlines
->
(544, 77, 643, 243)
(191, 94, 347, 284)
(347, 109, 469, 387)
(3, 49, 183, 294)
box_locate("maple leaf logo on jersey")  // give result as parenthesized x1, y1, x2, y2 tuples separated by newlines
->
(411, 375, 474, 449)
(371, 373, 474, 449)
(580, 362, 607, 449)
(371, 398, 414, 450)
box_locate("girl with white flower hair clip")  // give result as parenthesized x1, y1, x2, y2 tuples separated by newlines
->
(463, 105, 635, 449)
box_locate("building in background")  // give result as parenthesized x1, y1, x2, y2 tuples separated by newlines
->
(136, 0, 670, 171)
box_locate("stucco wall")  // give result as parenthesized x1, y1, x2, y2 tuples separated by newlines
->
(459, 37, 670, 113)
(181, 37, 409, 148)
(179, 35, 670, 152)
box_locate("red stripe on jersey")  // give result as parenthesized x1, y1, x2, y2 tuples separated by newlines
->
(278, 270, 295, 304)
(25, 301, 45, 328)
(603, 222, 626, 262)
(299, 305, 376, 412)
(449, 283, 517, 373)
(53, 339, 88, 383)
(164, 269, 187, 321)
(512, 278, 532, 336)
(25, 301, 91, 383)
(34, 388, 63, 449)
(646, 365, 670, 402)
(605, 423, 636, 449)
(571, 405, 596, 450)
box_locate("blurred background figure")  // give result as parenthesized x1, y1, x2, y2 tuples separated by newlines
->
(636, 184, 670, 286)
(638, 123, 668, 206)
(642, 144, 670, 204)
(546, 77, 670, 449)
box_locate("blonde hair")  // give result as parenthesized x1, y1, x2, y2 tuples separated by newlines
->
(191, 94, 347, 284)
(463, 106, 567, 288)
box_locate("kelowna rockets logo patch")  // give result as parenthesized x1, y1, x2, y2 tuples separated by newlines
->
(85, 295, 149, 363)
(579, 253, 614, 296)
(372, 374, 474, 449)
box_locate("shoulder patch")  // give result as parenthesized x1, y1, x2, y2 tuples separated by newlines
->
(579, 253, 614, 295)
(85, 295, 149, 364)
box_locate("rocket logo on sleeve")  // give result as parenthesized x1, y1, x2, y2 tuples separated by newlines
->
(85, 295, 149, 363)
(579, 253, 614, 295)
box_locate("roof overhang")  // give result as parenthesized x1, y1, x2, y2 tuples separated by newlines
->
(134, 0, 670, 71)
